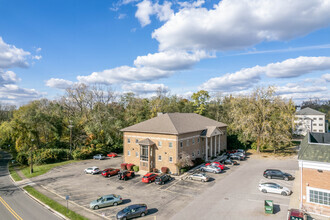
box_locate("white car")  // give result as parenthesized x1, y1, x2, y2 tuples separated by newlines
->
(84, 166, 100, 175)
(259, 182, 291, 196)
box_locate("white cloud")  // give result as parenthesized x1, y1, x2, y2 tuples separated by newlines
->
(279, 92, 330, 103)
(0, 70, 20, 85)
(178, 0, 205, 8)
(36, 47, 42, 53)
(33, 55, 42, 60)
(118, 13, 127, 19)
(322, 73, 330, 82)
(152, 0, 330, 51)
(134, 50, 213, 71)
(0, 37, 30, 68)
(200, 56, 330, 91)
(122, 82, 169, 94)
(265, 56, 330, 78)
(275, 84, 328, 95)
(46, 78, 74, 90)
(77, 66, 173, 85)
(0, 84, 42, 105)
(135, 0, 173, 27)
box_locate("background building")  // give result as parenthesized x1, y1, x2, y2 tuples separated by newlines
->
(121, 113, 227, 174)
(294, 107, 326, 136)
(298, 132, 330, 218)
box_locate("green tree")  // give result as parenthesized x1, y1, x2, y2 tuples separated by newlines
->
(191, 90, 210, 115)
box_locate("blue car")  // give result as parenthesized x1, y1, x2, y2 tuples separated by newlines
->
(116, 204, 148, 219)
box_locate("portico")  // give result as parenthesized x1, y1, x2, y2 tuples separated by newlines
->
(202, 126, 223, 161)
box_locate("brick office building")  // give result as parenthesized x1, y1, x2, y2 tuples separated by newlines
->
(298, 132, 330, 218)
(121, 113, 227, 174)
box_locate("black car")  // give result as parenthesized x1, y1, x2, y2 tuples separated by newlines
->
(263, 169, 294, 181)
(116, 204, 148, 220)
(155, 174, 173, 185)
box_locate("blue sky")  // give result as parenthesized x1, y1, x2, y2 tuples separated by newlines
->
(1, 0, 330, 105)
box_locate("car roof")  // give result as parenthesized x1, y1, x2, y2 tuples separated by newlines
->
(265, 169, 281, 171)
(103, 194, 115, 198)
(262, 182, 279, 186)
(144, 173, 154, 177)
(127, 204, 146, 209)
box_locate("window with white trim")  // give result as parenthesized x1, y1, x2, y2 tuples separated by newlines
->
(127, 138, 131, 143)
(309, 188, 330, 206)
(180, 141, 183, 148)
(158, 141, 162, 147)
(187, 140, 189, 146)
(192, 152, 195, 157)
(135, 151, 138, 157)
(192, 138, 195, 145)
(128, 150, 130, 156)
(169, 156, 173, 163)
(158, 155, 162, 161)
(197, 150, 200, 155)
(135, 139, 139, 143)
(169, 142, 173, 148)
(198, 138, 200, 143)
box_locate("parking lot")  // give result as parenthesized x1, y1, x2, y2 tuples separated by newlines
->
(29, 154, 297, 220)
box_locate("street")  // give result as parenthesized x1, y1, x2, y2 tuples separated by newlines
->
(0, 151, 61, 220)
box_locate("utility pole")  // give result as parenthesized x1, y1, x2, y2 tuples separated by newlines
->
(30, 139, 34, 174)
(69, 120, 73, 159)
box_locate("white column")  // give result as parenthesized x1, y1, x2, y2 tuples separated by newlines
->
(218, 134, 221, 153)
(205, 137, 208, 161)
(210, 136, 213, 158)
(215, 135, 217, 156)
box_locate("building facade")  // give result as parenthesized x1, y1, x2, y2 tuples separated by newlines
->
(298, 132, 330, 218)
(294, 107, 326, 136)
(121, 113, 227, 175)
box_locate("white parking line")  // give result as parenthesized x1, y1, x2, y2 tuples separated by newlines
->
(247, 199, 289, 207)
(251, 192, 291, 200)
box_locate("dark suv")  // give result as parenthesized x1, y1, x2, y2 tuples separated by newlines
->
(116, 204, 148, 219)
(155, 174, 173, 185)
(263, 169, 294, 181)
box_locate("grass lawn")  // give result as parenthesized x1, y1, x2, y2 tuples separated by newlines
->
(23, 186, 88, 220)
(9, 165, 23, 181)
(21, 160, 78, 178)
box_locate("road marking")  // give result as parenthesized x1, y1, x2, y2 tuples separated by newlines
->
(0, 196, 23, 220)
(247, 198, 289, 207)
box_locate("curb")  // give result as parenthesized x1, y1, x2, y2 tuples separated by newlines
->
(8, 171, 68, 220)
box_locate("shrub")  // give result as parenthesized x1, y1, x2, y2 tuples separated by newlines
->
(33, 148, 70, 164)
(72, 147, 98, 160)
(126, 163, 135, 171)
(180, 168, 187, 174)
(161, 167, 168, 173)
(152, 168, 158, 173)
(132, 166, 139, 172)
(16, 152, 28, 165)
(120, 163, 127, 170)
(192, 158, 204, 166)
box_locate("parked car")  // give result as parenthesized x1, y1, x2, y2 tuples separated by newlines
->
(102, 168, 120, 177)
(90, 194, 122, 210)
(93, 154, 105, 160)
(237, 149, 245, 154)
(116, 204, 148, 220)
(200, 165, 221, 173)
(84, 166, 100, 175)
(118, 171, 135, 181)
(287, 209, 308, 220)
(107, 152, 118, 158)
(263, 169, 294, 181)
(221, 159, 239, 165)
(142, 173, 158, 183)
(234, 151, 245, 158)
(188, 173, 210, 182)
(258, 182, 291, 196)
(226, 150, 237, 154)
(230, 153, 244, 160)
(205, 162, 225, 170)
(155, 173, 173, 185)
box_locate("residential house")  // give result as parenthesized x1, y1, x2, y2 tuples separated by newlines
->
(298, 132, 330, 218)
(121, 113, 227, 174)
(294, 107, 326, 136)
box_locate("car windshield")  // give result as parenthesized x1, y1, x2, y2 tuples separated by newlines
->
(123, 207, 130, 213)
(96, 197, 103, 202)
(143, 176, 148, 178)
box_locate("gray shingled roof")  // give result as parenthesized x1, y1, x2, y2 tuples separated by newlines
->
(298, 133, 330, 163)
(138, 138, 155, 146)
(296, 107, 325, 116)
(121, 113, 227, 135)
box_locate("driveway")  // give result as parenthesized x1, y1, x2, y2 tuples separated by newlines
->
(171, 157, 298, 220)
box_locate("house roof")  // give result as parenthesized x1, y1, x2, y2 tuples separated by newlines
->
(296, 107, 325, 116)
(298, 132, 330, 163)
(121, 113, 227, 135)
(138, 138, 155, 146)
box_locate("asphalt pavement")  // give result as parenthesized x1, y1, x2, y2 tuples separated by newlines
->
(0, 151, 61, 220)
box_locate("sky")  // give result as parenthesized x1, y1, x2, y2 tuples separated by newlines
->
(1, 0, 330, 106)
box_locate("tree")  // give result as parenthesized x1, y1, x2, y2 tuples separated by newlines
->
(228, 87, 295, 153)
(176, 152, 194, 170)
(191, 90, 210, 115)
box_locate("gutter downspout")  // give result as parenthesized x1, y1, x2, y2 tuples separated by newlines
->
(300, 160, 303, 210)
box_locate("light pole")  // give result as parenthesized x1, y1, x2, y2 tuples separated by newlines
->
(68, 120, 73, 159)
(30, 139, 34, 174)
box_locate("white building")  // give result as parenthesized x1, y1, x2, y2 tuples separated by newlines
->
(294, 107, 326, 136)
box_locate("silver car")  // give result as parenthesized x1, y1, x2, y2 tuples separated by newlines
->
(258, 182, 291, 196)
(90, 194, 122, 210)
(200, 165, 221, 173)
(84, 166, 100, 175)
(188, 173, 210, 182)
(93, 154, 105, 160)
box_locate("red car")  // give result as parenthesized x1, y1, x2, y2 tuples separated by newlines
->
(227, 150, 237, 154)
(107, 152, 118, 158)
(102, 168, 120, 177)
(205, 162, 225, 170)
(142, 173, 158, 183)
